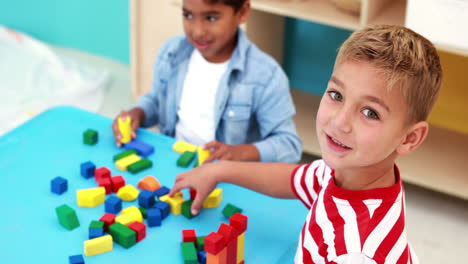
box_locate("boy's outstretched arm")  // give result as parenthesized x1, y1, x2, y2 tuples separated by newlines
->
(169, 161, 298, 215)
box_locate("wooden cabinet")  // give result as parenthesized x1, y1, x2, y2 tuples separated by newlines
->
(131, 0, 468, 200)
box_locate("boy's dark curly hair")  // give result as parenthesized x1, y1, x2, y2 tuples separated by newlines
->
(205, 0, 247, 12)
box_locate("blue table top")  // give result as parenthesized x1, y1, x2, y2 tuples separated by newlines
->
(0, 106, 307, 263)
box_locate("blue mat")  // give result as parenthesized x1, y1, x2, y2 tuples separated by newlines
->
(0, 106, 306, 263)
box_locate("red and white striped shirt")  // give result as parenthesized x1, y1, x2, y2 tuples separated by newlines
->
(291, 160, 418, 264)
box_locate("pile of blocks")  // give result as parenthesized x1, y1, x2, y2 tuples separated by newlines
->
(173, 140, 211, 168)
(181, 212, 248, 264)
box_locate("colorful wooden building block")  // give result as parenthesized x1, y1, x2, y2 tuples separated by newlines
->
(154, 201, 170, 219)
(127, 158, 153, 174)
(124, 139, 154, 157)
(83, 129, 98, 145)
(99, 213, 116, 232)
(105, 196, 122, 214)
(120, 206, 143, 223)
(68, 254, 84, 264)
(137, 175, 161, 192)
(97, 178, 112, 194)
(94, 167, 111, 181)
(115, 153, 141, 171)
(80, 161, 95, 179)
(182, 229, 197, 243)
(109, 223, 136, 249)
(55, 204, 80, 230)
(138, 190, 156, 208)
(117, 116, 132, 144)
(115, 214, 133, 226)
(110, 175, 125, 193)
(89, 227, 105, 239)
(84, 234, 113, 256)
(51, 176, 67, 195)
(173, 140, 197, 153)
(218, 223, 239, 264)
(177, 151, 196, 167)
(236, 233, 245, 264)
(89, 220, 105, 231)
(181, 242, 198, 264)
(159, 194, 185, 215)
(182, 200, 198, 219)
(202, 188, 223, 209)
(229, 213, 248, 233)
(113, 149, 138, 161)
(77, 187, 105, 207)
(207, 247, 227, 264)
(146, 208, 162, 227)
(128, 221, 146, 242)
(197, 147, 210, 165)
(204, 232, 225, 255)
(154, 186, 170, 197)
(117, 184, 139, 201)
(198, 250, 207, 264)
(222, 203, 243, 218)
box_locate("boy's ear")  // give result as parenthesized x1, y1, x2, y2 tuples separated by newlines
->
(238, 0, 250, 24)
(396, 121, 429, 156)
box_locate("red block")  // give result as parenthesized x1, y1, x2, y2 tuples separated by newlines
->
(229, 213, 248, 233)
(182, 229, 197, 243)
(189, 188, 197, 200)
(204, 232, 225, 255)
(217, 223, 239, 264)
(97, 178, 112, 194)
(110, 175, 125, 192)
(128, 221, 147, 242)
(100, 213, 116, 232)
(95, 167, 111, 181)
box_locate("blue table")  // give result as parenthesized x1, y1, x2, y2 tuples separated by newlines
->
(0, 106, 307, 263)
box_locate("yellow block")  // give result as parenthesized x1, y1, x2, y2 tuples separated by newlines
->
(120, 206, 143, 223)
(115, 154, 141, 171)
(118, 116, 132, 144)
(115, 214, 134, 226)
(84, 234, 113, 256)
(159, 193, 185, 215)
(173, 140, 197, 153)
(202, 188, 223, 209)
(197, 147, 210, 165)
(77, 187, 105, 208)
(237, 232, 245, 263)
(117, 185, 140, 201)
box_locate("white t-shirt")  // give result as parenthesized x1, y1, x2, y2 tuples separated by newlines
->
(175, 49, 229, 146)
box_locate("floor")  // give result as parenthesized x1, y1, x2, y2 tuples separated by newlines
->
(63, 47, 468, 263)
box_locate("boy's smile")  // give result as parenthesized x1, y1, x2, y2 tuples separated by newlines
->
(316, 59, 410, 174)
(182, 0, 249, 63)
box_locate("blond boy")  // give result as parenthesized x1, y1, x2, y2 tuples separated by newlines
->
(170, 25, 442, 263)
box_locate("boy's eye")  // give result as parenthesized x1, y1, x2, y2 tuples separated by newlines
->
(206, 15, 218, 22)
(183, 12, 193, 19)
(328, 91, 343, 101)
(362, 108, 379, 119)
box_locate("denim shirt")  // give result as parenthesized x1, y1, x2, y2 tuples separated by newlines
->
(136, 29, 303, 163)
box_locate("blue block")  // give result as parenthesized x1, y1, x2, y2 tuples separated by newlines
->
(153, 186, 170, 197)
(147, 208, 162, 227)
(69, 254, 85, 264)
(51, 176, 68, 195)
(123, 139, 154, 157)
(105, 196, 122, 214)
(138, 190, 155, 208)
(89, 228, 105, 239)
(80, 161, 95, 179)
(154, 201, 170, 219)
(198, 250, 206, 264)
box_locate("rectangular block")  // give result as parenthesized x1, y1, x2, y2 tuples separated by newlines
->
(109, 223, 136, 249)
(181, 242, 198, 264)
(173, 141, 197, 153)
(55, 204, 80, 230)
(84, 234, 113, 256)
(113, 149, 138, 161)
(124, 139, 154, 157)
(115, 154, 141, 171)
(177, 151, 196, 168)
(127, 158, 153, 174)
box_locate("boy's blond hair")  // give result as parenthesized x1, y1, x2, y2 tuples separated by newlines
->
(336, 25, 442, 123)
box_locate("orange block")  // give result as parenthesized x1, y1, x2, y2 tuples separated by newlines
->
(207, 247, 227, 264)
(137, 176, 161, 191)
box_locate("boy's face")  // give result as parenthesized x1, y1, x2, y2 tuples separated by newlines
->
(316, 59, 411, 171)
(182, 0, 249, 63)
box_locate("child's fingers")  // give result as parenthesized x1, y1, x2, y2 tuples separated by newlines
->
(190, 192, 206, 215)
(203, 140, 221, 150)
(204, 150, 222, 163)
(169, 177, 188, 197)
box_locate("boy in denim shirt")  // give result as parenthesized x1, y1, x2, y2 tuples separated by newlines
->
(112, 0, 302, 163)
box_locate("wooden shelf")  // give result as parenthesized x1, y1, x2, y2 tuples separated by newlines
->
(365, 0, 406, 26)
(291, 89, 468, 200)
(251, 0, 361, 30)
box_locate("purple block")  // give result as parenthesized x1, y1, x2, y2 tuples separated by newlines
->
(123, 139, 154, 157)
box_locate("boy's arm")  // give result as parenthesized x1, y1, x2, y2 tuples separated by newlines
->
(169, 161, 298, 215)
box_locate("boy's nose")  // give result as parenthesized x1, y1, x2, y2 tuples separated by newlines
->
(192, 23, 207, 39)
(332, 108, 352, 134)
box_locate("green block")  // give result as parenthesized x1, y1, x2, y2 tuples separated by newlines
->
(128, 158, 153, 174)
(109, 223, 136, 249)
(193, 158, 199, 168)
(139, 207, 147, 219)
(181, 200, 197, 219)
(222, 203, 243, 218)
(89, 220, 105, 231)
(83, 129, 98, 145)
(113, 149, 138, 161)
(196, 236, 205, 251)
(55, 204, 80, 230)
(181, 242, 198, 264)
(177, 151, 196, 168)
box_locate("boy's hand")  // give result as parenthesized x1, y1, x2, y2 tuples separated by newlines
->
(169, 163, 221, 215)
(111, 108, 144, 147)
(203, 141, 260, 162)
